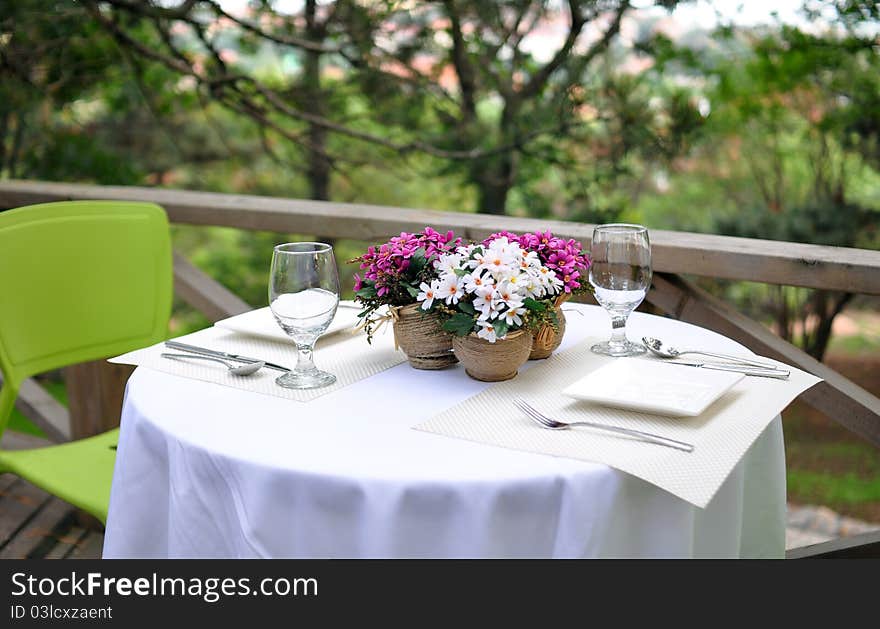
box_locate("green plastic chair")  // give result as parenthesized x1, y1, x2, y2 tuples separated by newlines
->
(0, 200, 172, 523)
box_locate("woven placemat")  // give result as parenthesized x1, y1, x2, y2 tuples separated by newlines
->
(415, 338, 821, 508)
(109, 324, 404, 403)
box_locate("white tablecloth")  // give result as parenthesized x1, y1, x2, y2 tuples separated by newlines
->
(103, 304, 787, 558)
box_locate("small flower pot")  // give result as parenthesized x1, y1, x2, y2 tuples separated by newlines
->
(452, 329, 533, 382)
(392, 302, 458, 370)
(529, 306, 566, 360)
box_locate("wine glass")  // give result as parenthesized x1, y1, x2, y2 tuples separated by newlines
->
(589, 224, 652, 357)
(269, 242, 340, 389)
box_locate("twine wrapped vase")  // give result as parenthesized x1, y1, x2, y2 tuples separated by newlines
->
(391, 302, 458, 370)
(452, 329, 533, 382)
(529, 293, 571, 360)
(529, 306, 566, 360)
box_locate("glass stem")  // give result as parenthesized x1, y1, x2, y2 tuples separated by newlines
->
(610, 314, 629, 347)
(295, 343, 317, 374)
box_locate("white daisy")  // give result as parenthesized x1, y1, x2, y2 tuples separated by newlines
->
(495, 280, 523, 308)
(434, 252, 464, 276)
(473, 284, 499, 319)
(473, 242, 517, 276)
(501, 305, 526, 327)
(463, 271, 494, 293)
(438, 275, 464, 305)
(476, 320, 498, 343)
(417, 280, 440, 310)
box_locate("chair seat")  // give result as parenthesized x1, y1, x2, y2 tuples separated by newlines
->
(0, 428, 119, 523)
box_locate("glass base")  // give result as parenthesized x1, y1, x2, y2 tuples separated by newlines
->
(590, 339, 647, 357)
(275, 369, 336, 390)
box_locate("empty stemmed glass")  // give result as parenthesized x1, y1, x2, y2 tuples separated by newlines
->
(589, 224, 652, 357)
(269, 242, 339, 389)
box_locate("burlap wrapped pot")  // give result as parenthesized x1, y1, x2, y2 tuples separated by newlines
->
(452, 329, 533, 382)
(391, 302, 458, 370)
(529, 306, 566, 360)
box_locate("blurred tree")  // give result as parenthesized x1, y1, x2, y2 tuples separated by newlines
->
(0, 1, 259, 185)
(0, 1, 133, 182)
(645, 6, 880, 359)
(82, 0, 694, 214)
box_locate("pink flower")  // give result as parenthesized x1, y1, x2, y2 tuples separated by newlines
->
(352, 227, 463, 305)
(516, 230, 591, 293)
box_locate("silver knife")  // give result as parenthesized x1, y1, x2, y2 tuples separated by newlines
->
(668, 359, 790, 379)
(164, 340, 291, 372)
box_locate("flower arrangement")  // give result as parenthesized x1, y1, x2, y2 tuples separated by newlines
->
(351, 227, 462, 341)
(417, 232, 591, 343)
(483, 230, 592, 296)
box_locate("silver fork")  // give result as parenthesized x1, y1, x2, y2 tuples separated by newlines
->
(513, 398, 695, 453)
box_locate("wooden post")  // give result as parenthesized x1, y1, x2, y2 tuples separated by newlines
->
(63, 360, 134, 530)
(63, 361, 134, 441)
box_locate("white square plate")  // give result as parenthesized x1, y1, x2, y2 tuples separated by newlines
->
(215, 301, 364, 343)
(562, 359, 744, 417)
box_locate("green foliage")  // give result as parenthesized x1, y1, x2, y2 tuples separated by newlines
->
(443, 312, 478, 337)
(523, 297, 546, 313)
(3, 2, 878, 363)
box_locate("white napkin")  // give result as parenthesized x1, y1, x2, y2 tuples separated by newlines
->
(215, 300, 364, 343)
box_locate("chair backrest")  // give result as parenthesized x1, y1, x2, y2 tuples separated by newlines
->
(0, 200, 172, 436)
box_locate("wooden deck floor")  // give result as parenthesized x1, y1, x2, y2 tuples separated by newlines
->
(0, 473, 104, 559)
(0, 430, 103, 559)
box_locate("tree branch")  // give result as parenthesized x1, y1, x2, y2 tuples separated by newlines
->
(443, 0, 478, 119)
(518, 0, 589, 100)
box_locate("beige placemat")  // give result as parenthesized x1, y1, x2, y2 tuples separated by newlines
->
(414, 340, 821, 508)
(109, 323, 405, 403)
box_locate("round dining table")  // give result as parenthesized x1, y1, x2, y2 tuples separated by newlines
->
(102, 303, 786, 559)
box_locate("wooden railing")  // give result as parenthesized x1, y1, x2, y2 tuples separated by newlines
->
(2, 179, 879, 557)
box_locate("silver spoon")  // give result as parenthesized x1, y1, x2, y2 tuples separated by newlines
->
(161, 352, 265, 376)
(641, 337, 781, 370)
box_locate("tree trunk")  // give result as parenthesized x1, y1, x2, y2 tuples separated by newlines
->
(805, 290, 853, 362)
(303, 0, 330, 202)
(307, 123, 330, 201)
(476, 175, 512, 215)
(473, 123, 517, 215)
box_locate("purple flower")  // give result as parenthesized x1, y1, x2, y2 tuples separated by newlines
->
(352, 227, 463, 306)
(482, 231, 521, 247)
(516, 230, 591, 293)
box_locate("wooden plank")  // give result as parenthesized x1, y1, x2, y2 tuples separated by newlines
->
(0, 480, 51, 548)
(173, 251, 252, 322)
(648, 273, 880, 447)
(0, 431, 52, 450)
(14, 378, 70, 442)
(43, 525, 89, 559)
(0, 373, 70, 443)
(63, 360, 134, 439)
(1, 180, 879, 295)
(0, 473, 19, 495)
(786, 530, 880, 559)
(68, 530, 104, 559)
(0, 497, 75, 559)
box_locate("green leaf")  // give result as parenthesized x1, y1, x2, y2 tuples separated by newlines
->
(404, 283, 420, 298)
(408, 247, 427, 275)
(442, 312, 476, 336)
(453, 267, 469, 277)
(523, 297, 547, 312)
(493, 318, 510, 338)
(458, 300, 476, 315)
(356, 285, 378, 299)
